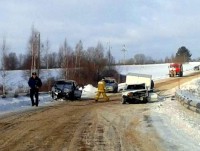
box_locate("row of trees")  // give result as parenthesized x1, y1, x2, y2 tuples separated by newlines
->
(1, 45, 193, 70)
(121, 46, 192, 65)
(0, 28, 193, 90)
(1, 29, 119, 89)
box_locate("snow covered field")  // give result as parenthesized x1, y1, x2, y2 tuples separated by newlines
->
(0, 62, 200, 115)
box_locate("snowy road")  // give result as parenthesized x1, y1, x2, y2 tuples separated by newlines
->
(0, 72, 200, 150)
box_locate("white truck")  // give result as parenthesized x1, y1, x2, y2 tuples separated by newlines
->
(121, 73, 154, 104)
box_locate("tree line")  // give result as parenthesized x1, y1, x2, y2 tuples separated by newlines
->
(121, 46, 193, 65)
(0, 29, 118, 89)
(0, 28, 193, 92)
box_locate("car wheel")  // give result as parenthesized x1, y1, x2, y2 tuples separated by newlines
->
(143, 97, 148, 103)
(114, 88, 118, 93)
(52, 92, 57, 100)
(121, 98, 126, 104)
(69, 92, 75, 100)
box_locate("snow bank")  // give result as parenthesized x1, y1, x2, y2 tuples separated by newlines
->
(175, 77, 200, 113)
(81, 84, 97, 99)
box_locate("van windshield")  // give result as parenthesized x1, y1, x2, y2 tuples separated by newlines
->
(105, 80, 115, 83)
(170, 64, 180, 68)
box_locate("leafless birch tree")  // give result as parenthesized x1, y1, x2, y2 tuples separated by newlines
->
(0, 37, 8, 97)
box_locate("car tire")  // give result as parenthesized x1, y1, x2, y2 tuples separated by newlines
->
(52, 92, 57, 100)
(114, 87, 118, 93)
(122, 97, 126, 104)
(69, 92, 75, 100)
(143, 97, 148, 103)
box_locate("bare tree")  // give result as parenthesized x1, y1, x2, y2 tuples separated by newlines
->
(58, 46, 65, 68)
(5, 52, 19, 70)
(103, 42, 117, 78)
(81, 47, 98, 85)
(133, 54, 146, 64)
(106, 44, 115, 67)
(78, 42, 115, 85)
(95, 42, 106, 80)
(22, 27, 41, 86)
(0, 37, 8, 97)
(48, 52, 58, 68)
(74, 40, 83, 82)
(31, 30, 41, 76)
(60, 38, 73, 80)
(18, 53, 24, 69)
(44, 39, 52, 91)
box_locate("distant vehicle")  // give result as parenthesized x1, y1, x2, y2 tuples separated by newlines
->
(104, 77, 118, 93)
(51, 80, 82, 100)
(194, 65, 200, 70)
(168, 63, 183, 77)
(121, 73, 154, 104)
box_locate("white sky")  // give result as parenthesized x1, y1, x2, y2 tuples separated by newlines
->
(1, 0, 200, 61)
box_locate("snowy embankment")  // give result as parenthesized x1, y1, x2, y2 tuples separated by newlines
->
(175, 76, 200, 113)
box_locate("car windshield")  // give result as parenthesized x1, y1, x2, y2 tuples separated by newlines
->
(63, 83, 73, 89)
(170, 64, 180, 68)
(56, 81, 67, 85)
(55, 81, 73, 88)
(105, 80, 115, 83)
(127, 84, 145, 90)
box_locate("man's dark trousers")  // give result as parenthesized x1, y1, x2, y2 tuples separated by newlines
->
(30, 88, 39, 106)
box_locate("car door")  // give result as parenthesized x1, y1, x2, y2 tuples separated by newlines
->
(73, 82, 82, 99)
(74, 89, 82, 98)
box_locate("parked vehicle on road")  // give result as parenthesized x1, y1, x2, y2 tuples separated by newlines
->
(104, 77, 118, 93)
(51, 80, 82, 100)
(121, 73, 154, 104)
(168, 63, 183, 77)
(194, 65, 200, 70)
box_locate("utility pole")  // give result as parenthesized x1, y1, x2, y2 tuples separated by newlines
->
(31, 29, 34, 76)
(121, 44, 127, 65)
(1, 38, 7, 98)
(45, 40, 50, 91)
(37, 32, 40, 77)
(107, 41, 111, 70)
(31, 29, 40, 77)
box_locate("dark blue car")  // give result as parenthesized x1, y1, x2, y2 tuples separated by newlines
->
(51, 80, 82, 100)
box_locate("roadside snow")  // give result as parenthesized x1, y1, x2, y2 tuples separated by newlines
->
(81, 84, 97, 99)
(151, 86, 200, 151)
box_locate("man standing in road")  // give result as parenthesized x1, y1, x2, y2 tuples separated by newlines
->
(28, 72, 42, 107)
(95, 78, 109, 102)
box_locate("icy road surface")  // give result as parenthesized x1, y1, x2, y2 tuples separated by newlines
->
(151, 87, 200, 151)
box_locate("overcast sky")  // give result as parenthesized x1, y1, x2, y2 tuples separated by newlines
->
(1, 0, 200, 61)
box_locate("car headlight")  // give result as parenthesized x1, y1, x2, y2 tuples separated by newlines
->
(127, 92, 134, 97)
(64, 88, 71, 93)
(55, 88, 61, 93)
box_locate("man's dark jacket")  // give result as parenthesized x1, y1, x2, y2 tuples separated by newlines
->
(28, 76, 42, 89)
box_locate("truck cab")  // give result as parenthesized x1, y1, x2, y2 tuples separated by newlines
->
(121, 73, 153, 104)
(169, 63, 183, 77)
